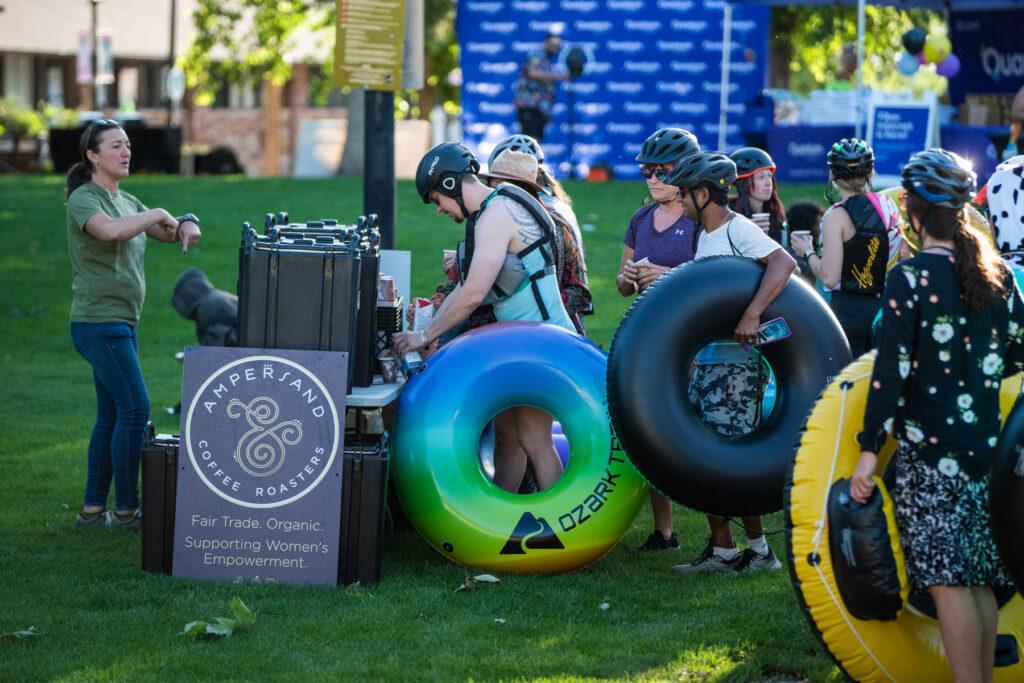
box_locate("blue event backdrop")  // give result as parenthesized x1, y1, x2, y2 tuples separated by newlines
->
(948, 9, 1024, 106)
(457, 0, 769, 180)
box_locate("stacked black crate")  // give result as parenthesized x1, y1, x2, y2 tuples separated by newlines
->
(237, 220, 362, 389)
(352, 215, 381, 387)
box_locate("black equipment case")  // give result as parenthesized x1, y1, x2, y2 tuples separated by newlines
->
(237, 221, 362, 388)
(140, 432, 389, 585)
(141, 430, 179, 574)
(338, 433, 390, 585)
(353, 215, 381, 387)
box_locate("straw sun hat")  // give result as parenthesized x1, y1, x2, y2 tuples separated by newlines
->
(479, 150, 545, 193)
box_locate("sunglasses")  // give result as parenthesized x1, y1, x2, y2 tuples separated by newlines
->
(85, 118, 121, 138)
(639, 164, 672, 181)
(80, 119, 123, 156)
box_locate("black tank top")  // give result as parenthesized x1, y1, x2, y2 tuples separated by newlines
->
(837, 194, 888, 296)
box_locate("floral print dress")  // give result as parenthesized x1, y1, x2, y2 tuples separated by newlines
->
(860, 253, 1024, 591)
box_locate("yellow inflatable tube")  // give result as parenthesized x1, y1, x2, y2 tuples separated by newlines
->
(787, 352, 1024, 682)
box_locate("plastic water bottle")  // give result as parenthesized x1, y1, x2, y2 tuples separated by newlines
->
(400, 297, 433, 376)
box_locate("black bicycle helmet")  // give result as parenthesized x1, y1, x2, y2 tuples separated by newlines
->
(731, 147, 776, 180)
(901, 148, 977, 209)
(665, 150, 738, 190)
(415, 141, 480, 204)
(635, 127, 700, 164)
(827, 138, 874, 179)
(488, 134, 544, 167)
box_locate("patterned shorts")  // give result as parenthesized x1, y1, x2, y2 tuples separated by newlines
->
(893, 441, 1011, 592)
(687, 359, 766, 437)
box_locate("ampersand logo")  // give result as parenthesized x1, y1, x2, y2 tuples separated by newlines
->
(184, 356, 339, 509)
(226, 397, 302, 477)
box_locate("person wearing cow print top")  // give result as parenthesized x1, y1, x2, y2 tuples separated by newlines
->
(985, 155, 1024, 268)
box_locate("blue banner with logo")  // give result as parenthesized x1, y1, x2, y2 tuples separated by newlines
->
(949, 10, 1024, 106)
(457, 0, 769, 179)
(868, 103, 934, 184)
(765, 125, 855, 184)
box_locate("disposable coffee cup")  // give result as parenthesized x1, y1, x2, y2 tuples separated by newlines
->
(377, 275, 397, 304)
(791, 230, 811, 241)
(378, 351, 400, 383)
(752, 212, 770, 223)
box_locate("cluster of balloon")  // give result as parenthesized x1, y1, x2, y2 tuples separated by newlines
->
(897, 26, 960, 78)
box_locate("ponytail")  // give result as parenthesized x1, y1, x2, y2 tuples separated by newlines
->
(65, 118, 123, 199)
(906, 192, 1007, 311)
(65, 161, 94, 198)
(952, 217, 1008, 311)
(537, 166, 572, 207)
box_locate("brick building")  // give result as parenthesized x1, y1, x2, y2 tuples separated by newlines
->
(0, 0, 428, 176)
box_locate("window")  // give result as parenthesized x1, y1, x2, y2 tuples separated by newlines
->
(3, 53, 33, 104)
(46, 65, 64, 107)
(118, 66, 139, 110)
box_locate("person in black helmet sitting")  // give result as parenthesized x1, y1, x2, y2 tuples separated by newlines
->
(616, 127, 701, 552)
(395, 142, 575, 493)
(667, 150, 796, 573)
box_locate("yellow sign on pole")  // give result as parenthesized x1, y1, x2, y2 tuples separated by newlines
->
(334, 0, 405, 91)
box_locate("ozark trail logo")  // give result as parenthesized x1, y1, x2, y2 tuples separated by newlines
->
(500, 512, 565, 554)
(185, 356, 339, 509)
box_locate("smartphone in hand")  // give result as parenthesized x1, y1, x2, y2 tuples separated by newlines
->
(755, 317, 791, 346)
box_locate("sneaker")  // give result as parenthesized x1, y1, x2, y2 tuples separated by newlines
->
(734, 546, 783, 572)
(635, 531, 680, 551)
(107, 508, 142, 531)
(74, 510, 108, 528)
(673, 539, 742, 573)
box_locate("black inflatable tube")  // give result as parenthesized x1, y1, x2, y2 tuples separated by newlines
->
(991, 394, 1024, 590)
(607, 256, 852, 517)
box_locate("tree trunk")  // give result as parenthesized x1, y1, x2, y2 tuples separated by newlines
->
(338, 88, 364, 176)
(262, 77, 283, 177)
(768, 8, 796, 90)
(418, 52, 434, 120)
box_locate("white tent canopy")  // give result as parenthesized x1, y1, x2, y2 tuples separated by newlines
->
(718, 0, 1024, 150)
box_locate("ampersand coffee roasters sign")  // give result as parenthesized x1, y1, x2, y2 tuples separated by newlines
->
(173, 346, 347, 586)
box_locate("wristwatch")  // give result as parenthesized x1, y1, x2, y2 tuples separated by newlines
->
(803, 249, 815, 260)
(176, 213, 200, 226)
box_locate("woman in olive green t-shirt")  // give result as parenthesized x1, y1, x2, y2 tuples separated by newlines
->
(66, 119, 201, 530)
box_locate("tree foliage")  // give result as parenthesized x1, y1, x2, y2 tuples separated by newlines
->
(181, 0, 459, 118)
(772, 6, 947, 96)
(183, 0, 326, 105)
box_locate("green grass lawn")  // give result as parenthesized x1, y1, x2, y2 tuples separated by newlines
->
(0, 174, 842, 681)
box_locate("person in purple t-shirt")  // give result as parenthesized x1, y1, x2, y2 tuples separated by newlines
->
(615, 128, 700, 551)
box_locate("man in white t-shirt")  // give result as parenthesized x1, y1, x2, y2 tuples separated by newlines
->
(666, 150, 796, 573)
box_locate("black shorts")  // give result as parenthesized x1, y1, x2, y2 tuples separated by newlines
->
(829, 290, 881, 358)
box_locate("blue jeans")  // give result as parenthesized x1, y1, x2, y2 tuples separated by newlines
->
(71, 322, 150, 511)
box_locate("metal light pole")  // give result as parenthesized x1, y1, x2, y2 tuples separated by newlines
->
(364, 89, 396, 249)
(167, 0, 177, 125)
(91, 0, 100, 109)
